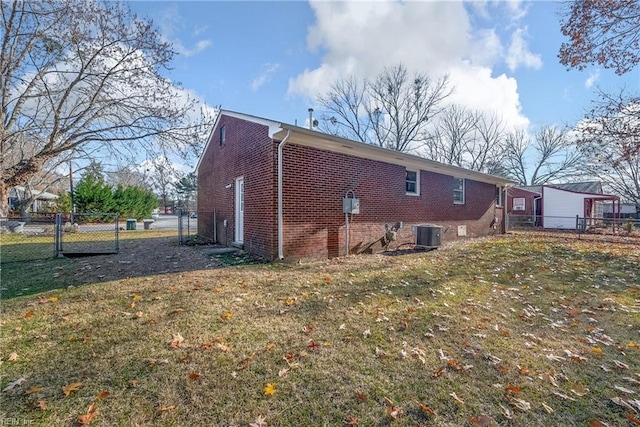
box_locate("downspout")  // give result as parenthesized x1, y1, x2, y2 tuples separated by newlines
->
(277, 130, 291, 260)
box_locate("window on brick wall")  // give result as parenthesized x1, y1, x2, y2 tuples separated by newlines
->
(406, 170, 419, 195)
(495, 186, 503, 206)
(453, 178, 465, 204)
(220, 126, 226, 146)
(513, 197, 525, 211)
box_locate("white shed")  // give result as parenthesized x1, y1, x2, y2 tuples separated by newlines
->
(541, 186, 620, 229)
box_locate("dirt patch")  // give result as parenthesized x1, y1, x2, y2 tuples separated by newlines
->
(66, 236, 223, 284)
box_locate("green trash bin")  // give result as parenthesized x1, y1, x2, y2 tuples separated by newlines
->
(126, 218, 136, 230)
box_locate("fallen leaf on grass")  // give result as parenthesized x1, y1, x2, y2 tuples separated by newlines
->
(250, 415, 268, 427)
(25, 385, 45, 394)
(542, 402, 554, 414)
(62, 382, 82, 397)
(417, 402, 435, 416)
(355, 391, 367, 402)
(36, 400, 46, 410)
(344, 415, 359, 426)
(77, 403, 97, 425)
(588, 420, 610, 427)
(220, 311, 233, 321)
(264, 343, 276, 352)
(95, 390, 110, 400)
(7, 352, 18, 361)
(188, 373, 201, 381)
(128, 380, 139, 387)
(614, 385, 635, 394)
(170, 333, 184, 348)
(386, 406, 403, 419)
(570, 383, 589, 397)
(551, 390, 576, 401)
(509, 397, 531, 411)
(449, 392, 464, 405)
(157, 405, 176, 414)
(433, 366, 445, 378)
(24, 311, 34, 318)
(592, 347, 603, 355)
(469, 414, 493, 426)
(613, 360, 629, 370)
(263, 383, 276, 396)
(506, 385, 522, 394)
(628, 414, 640, 426)
(499, 404, 513, 419)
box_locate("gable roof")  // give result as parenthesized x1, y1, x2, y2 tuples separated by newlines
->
(10, 186, 58, 200)
(515, 181, 603, 196)
(197, 110, 516, 186)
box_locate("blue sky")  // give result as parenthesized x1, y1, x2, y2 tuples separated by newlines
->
(129, 0, 638, 141)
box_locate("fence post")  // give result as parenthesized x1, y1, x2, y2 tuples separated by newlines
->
(115, 213, 120, 253)
(54, 213, 61, 257)
(178, 209, 183, 245)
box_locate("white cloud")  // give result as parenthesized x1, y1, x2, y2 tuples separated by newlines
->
(505, 27, 542, 72)
(288, 0, 530, 130)
(585, 69, 600, 89)
(251, 63, 281, 92)
(156, 5, 212, 58)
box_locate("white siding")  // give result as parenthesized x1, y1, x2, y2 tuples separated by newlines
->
(543, 187, 584, 229)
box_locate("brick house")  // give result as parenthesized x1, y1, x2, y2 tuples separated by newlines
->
(195, 111, 515, 261)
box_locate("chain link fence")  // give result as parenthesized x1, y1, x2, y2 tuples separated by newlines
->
(0, 213, 119, 263)
(1, 213, 58, 263)
(506, 214, 640, 236)
(177, 210, 222, 245)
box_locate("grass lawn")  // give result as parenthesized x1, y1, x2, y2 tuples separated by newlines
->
(0, 233, 639, 426)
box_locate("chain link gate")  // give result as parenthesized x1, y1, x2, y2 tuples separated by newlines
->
(54, 212, 119, 257)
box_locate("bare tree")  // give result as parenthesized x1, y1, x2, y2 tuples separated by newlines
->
(0, 0, 213, 216)
(317, 64, 451, 152)
(500, 125, 582, 185)
(145, 157, 180, 213)
(559, 0, 640, 75)
(423, 105, 506, 173)
(576, 102, 640, 212)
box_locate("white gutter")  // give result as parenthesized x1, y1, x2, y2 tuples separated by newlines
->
(277, 130, 291, 260)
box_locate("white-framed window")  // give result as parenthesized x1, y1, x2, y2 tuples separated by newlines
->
(513, 197, 525, 211)
(406, 170, 419, 195)
(495, 186, 503, 207)
(453, 178, 465, 204)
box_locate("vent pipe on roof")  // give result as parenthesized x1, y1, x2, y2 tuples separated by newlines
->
(308, 108, 314, 130)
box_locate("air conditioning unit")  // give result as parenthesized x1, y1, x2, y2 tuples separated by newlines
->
(415, 225, 442, 248)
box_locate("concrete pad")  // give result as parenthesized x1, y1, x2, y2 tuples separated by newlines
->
(201, 247, 240, 255)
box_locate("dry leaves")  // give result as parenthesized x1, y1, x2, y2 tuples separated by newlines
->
(250, 415, 267, 427)
(62, 382, 82, 397)
(77, 403, 97, 425)
(170, 333, 185, 348)
(263, 383, 276, 396)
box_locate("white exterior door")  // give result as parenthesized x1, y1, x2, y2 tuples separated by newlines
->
(234, 177, 244, 243)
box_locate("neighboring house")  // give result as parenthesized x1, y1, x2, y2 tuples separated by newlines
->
(507, 182, 620, 229)
(7, 186, 58, 213)
(195, 111, 515, 261)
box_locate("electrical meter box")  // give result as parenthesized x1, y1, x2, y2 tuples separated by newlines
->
(343, 197, 360, 214)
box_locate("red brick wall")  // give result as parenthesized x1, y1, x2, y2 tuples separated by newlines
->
(198, 116, 506, 261)
(506, 188, 538, 216)
(197, 115, 276, 259)
(281, 144, 503, 260)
